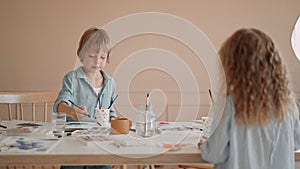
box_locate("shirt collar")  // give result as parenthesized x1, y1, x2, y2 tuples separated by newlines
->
(76, 66, 87, 79)
(75, 66, 109, 84)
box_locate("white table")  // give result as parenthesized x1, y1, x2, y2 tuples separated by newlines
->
(0, 121, 206, 166)
(0, 121, 299, 166)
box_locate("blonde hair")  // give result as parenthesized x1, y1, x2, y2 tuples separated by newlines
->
(77, 27, 111, 63)
(219, 28, 294, 126)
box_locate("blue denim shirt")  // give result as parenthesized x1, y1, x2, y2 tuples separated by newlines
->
(200, 94, 300, 169)
(54, 67, 117, 121)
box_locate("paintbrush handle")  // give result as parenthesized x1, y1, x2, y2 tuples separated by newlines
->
(108, 95, 118, 109)
(69, 100, 91, 118)
(208, 89, 214, 103)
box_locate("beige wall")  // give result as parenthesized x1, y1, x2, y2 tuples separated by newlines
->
(1, 0, 300, 120)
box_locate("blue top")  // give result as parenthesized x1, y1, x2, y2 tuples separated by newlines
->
(200, 94, 300, 169)
(54, 67, 117, 121)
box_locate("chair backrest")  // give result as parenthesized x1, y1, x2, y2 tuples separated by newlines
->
(0, 92, 60, 169)
(0, 92, 58, 122)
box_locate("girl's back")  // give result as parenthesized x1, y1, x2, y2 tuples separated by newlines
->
(200, 28, 300, 169)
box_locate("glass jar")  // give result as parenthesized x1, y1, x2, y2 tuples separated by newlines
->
(135, 106, 156, 137)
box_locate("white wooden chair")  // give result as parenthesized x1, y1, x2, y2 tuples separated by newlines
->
(0, 91, 59, 169)
(0, 92, 58, 122)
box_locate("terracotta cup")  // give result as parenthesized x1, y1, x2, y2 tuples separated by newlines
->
(111, 117, 132, 134)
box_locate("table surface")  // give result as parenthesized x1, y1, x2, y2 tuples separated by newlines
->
(0, 120, 299, 166)
(0, 121, 207, 165)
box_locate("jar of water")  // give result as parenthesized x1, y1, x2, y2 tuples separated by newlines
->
(135, 106, 155, 137)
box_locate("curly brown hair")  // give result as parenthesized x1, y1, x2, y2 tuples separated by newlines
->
(219, 28, 294, 126)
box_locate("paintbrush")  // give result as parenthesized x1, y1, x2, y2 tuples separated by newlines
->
(208, 89, 214, 103)
(69, 100, 92, 118)
(108, 95, 118, 109)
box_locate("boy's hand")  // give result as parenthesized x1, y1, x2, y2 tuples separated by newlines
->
(73, 106, 89, 120)
(197, 136, 208, 148)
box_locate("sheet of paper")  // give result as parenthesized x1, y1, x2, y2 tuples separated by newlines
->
(0, 136, 59, 153)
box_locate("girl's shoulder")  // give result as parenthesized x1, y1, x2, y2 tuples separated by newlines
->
(226, 94, 235, 105)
